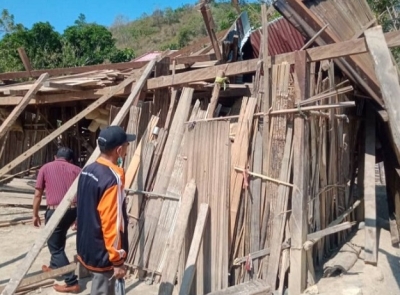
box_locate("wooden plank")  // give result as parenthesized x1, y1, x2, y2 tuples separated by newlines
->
(266, 125, 293, 288)
(230, 97, 257, 243)
(250, 131, 262, 275)
(179, 203, 209, 295)
(175, 53, 216, 65)
(0, 60, 147, 80)
(365, 26, 400, 162)
(17, 48, 33, 76)
(0, 73, 48, 140)
(125, 116, 159, 188)
(0, 264, 76, 293)
(186, 120, 230, 293)
(289, 51, 308, 295)
(158, 180, 196, 295)
(43, 81, 83, 92)
(306, 222, 357, 242)
(146, 30, 400, 90)
(199, 3, 222, 60)
(0, 59, 157, 295)
(134, 88, 193, 272)
(207, 70, 225, 118)
(364, 105, 377, 265)
(205, 279, 271, 295)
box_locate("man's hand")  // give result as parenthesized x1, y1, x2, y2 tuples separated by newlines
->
(32, 215, 41, 228)
(113, 265, 126, 279)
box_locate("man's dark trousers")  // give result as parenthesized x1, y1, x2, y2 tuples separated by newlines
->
(45, 207, 78, 286)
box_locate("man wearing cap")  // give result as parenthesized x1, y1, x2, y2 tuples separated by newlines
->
(33, 147, 81, 293)
(76, 126, 135, 295)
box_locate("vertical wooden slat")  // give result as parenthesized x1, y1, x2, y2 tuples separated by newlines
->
(364, 105, 377, 264)
(289, 50, 308, 295)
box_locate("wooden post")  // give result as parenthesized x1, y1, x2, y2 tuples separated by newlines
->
(0, 59, 157, 295)
(0, 73, 48, 140)
(199, 2, 222, 60)
(159, 180, 196, 295)
(289, 51, 308, 295)
(179, 204, 209, 295)
(17, 48, 33, 77)
(365, 26, 400, 163)
(207, 70, 225, 118)
(364, 105, 377, 265)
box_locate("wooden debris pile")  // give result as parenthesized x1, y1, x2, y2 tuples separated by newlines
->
(2, 1, 400, 295)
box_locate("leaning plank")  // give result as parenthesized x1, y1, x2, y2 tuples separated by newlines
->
(266, 124, 293, 288)
(364, 105, 377, 265)
(230, 97, 257, 242)
(0, 59, 157, 295)
(159, 180, 196, 295)
(365, 26, 400, 162)
(17, 48, 33, 76)
(0, 263, 76, 293)
(0, 73, 48, 140)
(205, 279, 271, 295)
(179, 203, 209, 295)
(125, 116, 159, 188)
(289, 51, 308, 295)
(250, 131, 262, 274)
(207, 70, 225, 118)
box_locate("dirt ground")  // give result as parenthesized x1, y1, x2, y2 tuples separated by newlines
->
(0, 206, 159, 295)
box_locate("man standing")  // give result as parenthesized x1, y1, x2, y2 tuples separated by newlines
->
(33, 147, 81, 293)
(76, 126, 135, 295)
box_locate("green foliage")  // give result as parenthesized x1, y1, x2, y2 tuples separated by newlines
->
(0, 11, 134, 73)
(366, 0, 400, 63)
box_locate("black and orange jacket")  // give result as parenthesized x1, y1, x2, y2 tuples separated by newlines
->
(76, 157, 128, 272)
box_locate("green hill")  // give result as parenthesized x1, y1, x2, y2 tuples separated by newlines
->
(109, 1, 265, 57)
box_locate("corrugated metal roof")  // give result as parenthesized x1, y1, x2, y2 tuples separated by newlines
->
(249, 17, 306, 58)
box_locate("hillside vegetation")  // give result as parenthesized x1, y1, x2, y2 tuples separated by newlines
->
(109, 0, 266, 56)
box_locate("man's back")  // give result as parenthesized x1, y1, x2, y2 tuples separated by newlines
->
(36, 159, 81, 205)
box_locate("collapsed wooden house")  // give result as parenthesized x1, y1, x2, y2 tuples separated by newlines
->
(1, 0, 400, 295)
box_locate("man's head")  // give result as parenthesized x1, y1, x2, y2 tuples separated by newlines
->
(97, 126, 136, 163)
(55, 147, 74, 162)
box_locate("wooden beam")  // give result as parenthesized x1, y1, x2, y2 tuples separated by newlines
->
(364, 104, 377, 265)
(199, 2, 222, 60)
(289, 51, 308, 295)
(179, 203, 209, 295)
(365, 26, 400, 162)
(206, 70, 224, 118)
(0, 59, 157, 295)
(159, 180, 196, 295)
(17, 48, 33, 77)
(0, 60, 148, 80)
(0, 263, 76, 293)
(44, 81, 84, 92)
(175, 53, 216, 65)
(0, 73, 48, 140)
(146, 30, 400, 90)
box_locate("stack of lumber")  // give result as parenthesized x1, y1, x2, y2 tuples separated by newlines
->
(2, 1, 400, 295)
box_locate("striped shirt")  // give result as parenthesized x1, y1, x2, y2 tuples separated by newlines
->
(36, 159, 81, 206)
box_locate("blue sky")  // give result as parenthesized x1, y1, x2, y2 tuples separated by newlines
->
(2, 0, 196, 32)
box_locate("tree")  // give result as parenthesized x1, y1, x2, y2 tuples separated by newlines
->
(0, 11, 134, 73)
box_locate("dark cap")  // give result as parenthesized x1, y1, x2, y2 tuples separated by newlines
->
(97, 126, 136, 151)
(56, 147, 74, 161)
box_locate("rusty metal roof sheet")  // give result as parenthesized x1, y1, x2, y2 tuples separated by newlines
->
(249, 17, 306, 58)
